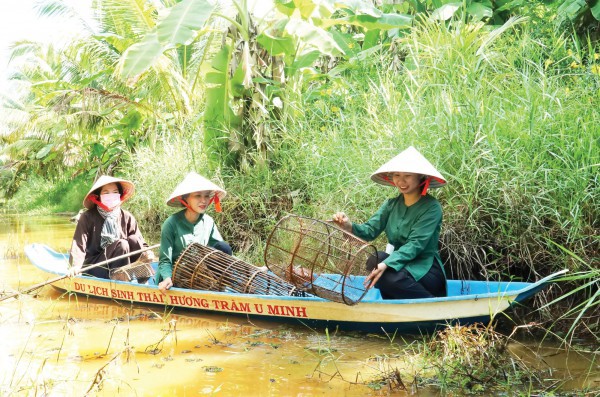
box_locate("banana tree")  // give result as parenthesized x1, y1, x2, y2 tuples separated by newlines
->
(119, 0, 413, 170)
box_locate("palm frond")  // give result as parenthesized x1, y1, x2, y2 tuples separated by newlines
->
(95, 0, 157, 38)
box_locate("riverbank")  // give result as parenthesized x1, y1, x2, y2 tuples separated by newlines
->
(1, 214, 598, 395)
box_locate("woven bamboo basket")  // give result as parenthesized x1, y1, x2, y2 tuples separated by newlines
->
(264, 214, 378, 305)
(109, 261, 155, 283)
(172, 242, 301, 296)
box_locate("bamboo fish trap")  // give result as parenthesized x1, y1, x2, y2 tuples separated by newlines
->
(264, 214, 378, 305)
(109, 261, 155, 283)
(172, 242, 302, 296)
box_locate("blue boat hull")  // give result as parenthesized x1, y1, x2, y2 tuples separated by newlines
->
(23, 244, 567, 333)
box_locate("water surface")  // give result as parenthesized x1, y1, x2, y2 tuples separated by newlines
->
(0, 214, 423, 396)
(1, 214, 597, 396)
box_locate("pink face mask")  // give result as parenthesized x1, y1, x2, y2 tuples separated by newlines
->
(100, 193, 121, 209)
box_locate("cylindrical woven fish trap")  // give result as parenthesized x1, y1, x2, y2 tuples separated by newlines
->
(173, 242, 301, 296)
(110, 261, 155, 283)
(264, 215, 378, 305)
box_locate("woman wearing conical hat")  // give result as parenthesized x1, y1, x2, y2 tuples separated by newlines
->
(156, 172, 231, 292)
(332, 146, 447, 299)
(69, 175, 154, 279)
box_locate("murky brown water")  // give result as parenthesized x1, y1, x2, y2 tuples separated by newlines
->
(0, 214, 426, 396)
(1, 214, 598, 396)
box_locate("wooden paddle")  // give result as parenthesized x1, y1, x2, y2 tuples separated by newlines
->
(0, 243, 160, 302)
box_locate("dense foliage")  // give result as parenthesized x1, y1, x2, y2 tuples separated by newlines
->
(1, 0, 598, 336)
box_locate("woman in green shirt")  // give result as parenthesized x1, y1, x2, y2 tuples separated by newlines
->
(157, 172, 230, 292)
(333, 146, 447, 299)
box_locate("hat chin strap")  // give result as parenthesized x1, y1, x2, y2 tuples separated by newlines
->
(419, 176, 445, 195)
(178, 195, 222, 213)
(178, 197, 196, 213)
(420, 177, 431, 196)
(209, 195, 222, 213)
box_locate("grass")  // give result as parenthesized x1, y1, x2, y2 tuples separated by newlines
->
(4, 174, 90, 215)
(4, 7, 599, 337)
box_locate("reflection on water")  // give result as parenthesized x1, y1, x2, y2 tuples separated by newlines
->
(508, 342, 600, 392)
(0, 215, 421, 396)
(1, 214, 598, 396)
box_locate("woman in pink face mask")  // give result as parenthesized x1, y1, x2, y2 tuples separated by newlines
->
(69, 175, 154, 279)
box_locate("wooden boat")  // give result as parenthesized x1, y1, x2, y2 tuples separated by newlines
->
(24, 243, 567, 333)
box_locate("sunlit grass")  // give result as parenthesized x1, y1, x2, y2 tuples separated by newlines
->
(6, 11, 597, 337)
(543, 240, 599, 341)
(2, 3, 598, 385)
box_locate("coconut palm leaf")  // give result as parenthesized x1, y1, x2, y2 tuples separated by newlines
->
(34, 0, 96, 33)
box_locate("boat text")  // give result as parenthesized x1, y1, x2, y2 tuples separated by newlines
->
(71, 281, 308, 318)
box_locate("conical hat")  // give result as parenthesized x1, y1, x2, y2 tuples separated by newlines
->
(83, 175, 135, 209)
(371, 146, 446, 189)
(166, 172, 227, 207)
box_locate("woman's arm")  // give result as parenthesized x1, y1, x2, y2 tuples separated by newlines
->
(351, 199, 392, 241)
(125, 210, 147, 246)
(157, 221, 176, 290)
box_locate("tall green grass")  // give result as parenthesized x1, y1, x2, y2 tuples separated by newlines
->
(5, 174, 90, 214)
(7, 13, 598, 330)
(261, 17, 599, 285)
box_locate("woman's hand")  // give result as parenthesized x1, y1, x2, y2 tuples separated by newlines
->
(158, 277, 173, 294)
(364, 262, 388, 289)
(139, 250, 156, 263)
(332, 212, 352, 233)
(67, 264, 82, 278)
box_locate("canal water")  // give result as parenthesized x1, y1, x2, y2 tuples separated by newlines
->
(0, 214, 598, 396)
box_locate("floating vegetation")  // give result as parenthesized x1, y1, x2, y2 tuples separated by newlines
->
(84, 348, 134, 395)
(203, 366, 223, 373)
(366, 368, 406, 392)
(305, 346, 338, 354)
(422, 323, 539, 393)
(144, 319, 177, 355)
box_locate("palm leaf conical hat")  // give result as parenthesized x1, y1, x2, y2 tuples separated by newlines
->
(370, 146, 446, 190)
(83, 175, 135, 209)
(166, 172, 226, 207)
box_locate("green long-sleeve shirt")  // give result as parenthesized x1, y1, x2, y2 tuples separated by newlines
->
(156, 210, 224, 284)
(351, 194, 445, 282)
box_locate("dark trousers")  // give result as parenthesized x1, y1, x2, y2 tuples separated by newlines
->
(85, 236, 144, 279)
(213, 241, 233, 255)
(366, 251, 446, 299)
